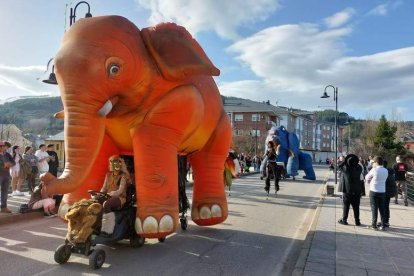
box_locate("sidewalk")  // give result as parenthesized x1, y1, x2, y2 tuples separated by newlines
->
(297, 175, 414, 276)
(0, 191, 43, 225)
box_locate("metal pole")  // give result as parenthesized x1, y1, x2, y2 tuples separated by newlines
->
(334, 87, 338, 185)
(255, 114, 258, 156)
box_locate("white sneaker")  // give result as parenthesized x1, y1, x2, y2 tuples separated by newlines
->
(10, 191, 16, 196)
(15, 191, 24, 196)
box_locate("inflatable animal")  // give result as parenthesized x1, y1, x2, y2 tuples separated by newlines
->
(41, 15, 232, 239)
(265, 126, 316, 180)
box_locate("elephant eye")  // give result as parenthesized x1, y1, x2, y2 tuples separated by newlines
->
(108, 64, 120, 76)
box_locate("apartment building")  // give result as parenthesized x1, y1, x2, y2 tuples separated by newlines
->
(223, 97, 342, 161)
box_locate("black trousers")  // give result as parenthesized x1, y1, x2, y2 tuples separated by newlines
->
(369, 191, 386, 226)
(265, 163, 280, 192)
(342, 193, 360, 222)
(384, 195, 391, 224)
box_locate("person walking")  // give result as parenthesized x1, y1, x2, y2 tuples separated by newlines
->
(393, 155, 409, 206)
(337, 154, 364, 226)
(0, 141, 14, 213)
(365, 156, 388, 231)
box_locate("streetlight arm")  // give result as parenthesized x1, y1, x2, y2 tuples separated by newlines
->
(70, 1, 92, 26)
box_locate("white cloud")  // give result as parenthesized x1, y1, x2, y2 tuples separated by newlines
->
(324, 8, 355, 28)
(222, 20, 414, 119)
(367, 1, 403, 16)
(136, 0, 281, 40)
(368, 4, 388, 16)
(0, 65, 59, 101)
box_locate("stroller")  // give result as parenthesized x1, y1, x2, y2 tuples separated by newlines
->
(54, 185, 145, 269)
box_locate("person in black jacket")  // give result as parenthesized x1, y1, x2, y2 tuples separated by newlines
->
(381, 161, 397, 228)
(338, 154, 364, 226)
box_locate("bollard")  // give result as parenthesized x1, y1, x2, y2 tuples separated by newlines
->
(326, 185, 335, 196)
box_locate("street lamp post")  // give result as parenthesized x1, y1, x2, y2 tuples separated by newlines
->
(70, 1, 92, 26)
(321, 85, 338, 184)
(255, 114, 259, 156)
(42, 1, 93, 85)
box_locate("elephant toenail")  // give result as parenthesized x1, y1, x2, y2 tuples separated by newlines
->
(143, 216, 158, 233)
(199, 206, 211, 219)
(159, 215, 174, 232)
(135, 218, 143, 234)
(211, 204, 222, 217)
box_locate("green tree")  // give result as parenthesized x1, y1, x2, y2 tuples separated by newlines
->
(372, 115, 406, 161)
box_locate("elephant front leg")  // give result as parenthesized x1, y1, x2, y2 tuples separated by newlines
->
(132, 125, 179, 238)
(189, 113, 232, 226)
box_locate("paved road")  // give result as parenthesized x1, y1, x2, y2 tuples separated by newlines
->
(0, 165, 328, 276)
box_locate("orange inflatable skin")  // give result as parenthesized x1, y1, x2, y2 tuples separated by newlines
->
(40, 16, 231, 238)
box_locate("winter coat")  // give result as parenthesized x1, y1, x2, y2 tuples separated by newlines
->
(385, 168, 397, 198)
(338, 154, 364, 195)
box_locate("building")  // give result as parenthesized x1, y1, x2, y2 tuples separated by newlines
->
(223, 98, 283, 155)
(0, 124, 32, 148)
(402, 132, 414, 153)
(222, 97, 342, 161)
(44, 131, 65, 169)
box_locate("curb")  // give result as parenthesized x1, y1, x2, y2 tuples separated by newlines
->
(291, 172, 331, 276)
(0, 210, 44, 225)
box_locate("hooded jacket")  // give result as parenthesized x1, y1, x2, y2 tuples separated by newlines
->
(338, 154, 363, 195)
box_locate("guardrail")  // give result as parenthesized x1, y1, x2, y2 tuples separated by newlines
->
(407, 172, 414, 202)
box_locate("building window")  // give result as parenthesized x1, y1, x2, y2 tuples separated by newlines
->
(235, 114, 243, 121)
(227, 113, 233, 121)
(56, 144, 60, 150)
(252, 114, 260, 121)
(251, 129, 260, 137)
(234, 129, 243, 136)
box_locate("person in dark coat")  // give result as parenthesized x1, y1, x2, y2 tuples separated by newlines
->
(338, 154, 364, 226)
(382, 161, 397, 228)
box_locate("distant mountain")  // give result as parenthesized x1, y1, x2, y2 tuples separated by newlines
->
(0, 96, 64, 135)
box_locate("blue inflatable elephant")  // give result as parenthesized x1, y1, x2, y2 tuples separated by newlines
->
(264, 126, 316, 180)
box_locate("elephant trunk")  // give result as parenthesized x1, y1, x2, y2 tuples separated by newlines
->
(45, 104, 106, 196)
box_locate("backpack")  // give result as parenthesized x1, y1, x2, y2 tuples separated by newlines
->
(19, 203, 29, 213)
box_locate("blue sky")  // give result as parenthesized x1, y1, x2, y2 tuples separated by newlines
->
(1, 0, 413, 121)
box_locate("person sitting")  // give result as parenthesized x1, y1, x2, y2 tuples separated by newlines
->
(98, 155, 131, 235)
(28, 182, 56, 216)
(100, 155, 131, 213)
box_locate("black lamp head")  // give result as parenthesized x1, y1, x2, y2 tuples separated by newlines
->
(42, 72, 58, 85)
(320, 92, 330, 98)
(85, 12, 92, 18)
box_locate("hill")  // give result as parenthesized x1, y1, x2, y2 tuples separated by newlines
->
(0, 97, 64, 135)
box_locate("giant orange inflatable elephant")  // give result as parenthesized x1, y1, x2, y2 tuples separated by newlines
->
(41, 15, 232, 239)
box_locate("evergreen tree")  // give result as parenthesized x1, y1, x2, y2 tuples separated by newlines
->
(373, 115, 406, 160)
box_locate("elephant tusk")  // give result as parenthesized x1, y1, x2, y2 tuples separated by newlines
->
(97, 99, 114, 117)
(53, 110, 65, 119)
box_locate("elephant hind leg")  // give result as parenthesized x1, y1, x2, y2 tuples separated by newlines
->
(189, 113, 232, 226)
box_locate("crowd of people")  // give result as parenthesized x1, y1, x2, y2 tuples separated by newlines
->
(336, 153, 411, 230)
(0, 140, 60, 215)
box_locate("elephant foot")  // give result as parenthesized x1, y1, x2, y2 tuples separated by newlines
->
(135, 214, 177, 238)
(191, 203, 228, 226)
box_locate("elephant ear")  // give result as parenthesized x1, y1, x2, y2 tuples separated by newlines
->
(141, 23, 220, 81)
